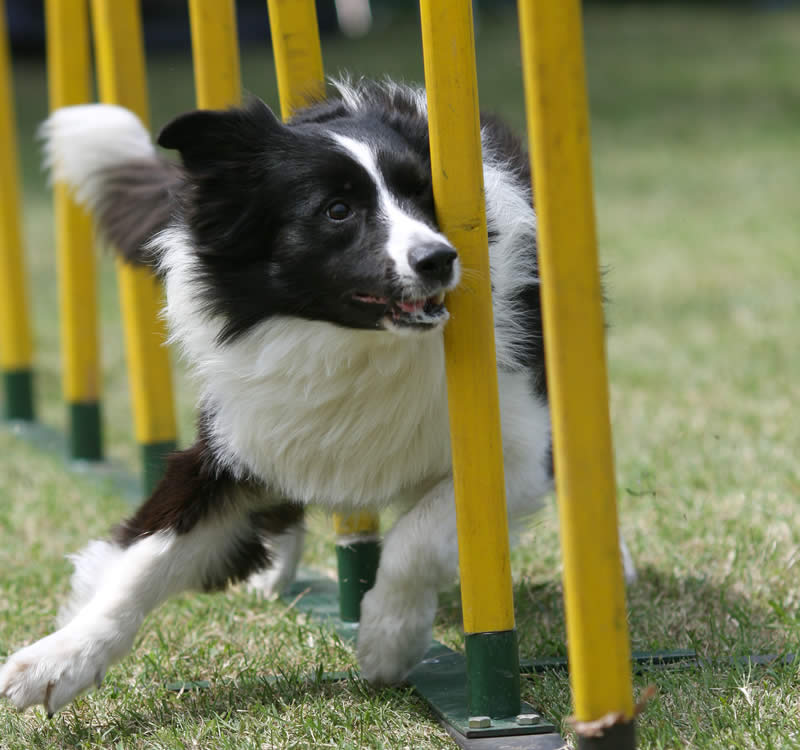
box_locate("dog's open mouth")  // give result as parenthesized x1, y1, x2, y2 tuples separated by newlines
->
(352, 291, 448, 329)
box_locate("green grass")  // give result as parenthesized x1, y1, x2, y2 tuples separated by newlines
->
(3, 5, 800, 748)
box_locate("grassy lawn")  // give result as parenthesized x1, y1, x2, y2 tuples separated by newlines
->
(3, 4, 800, 748)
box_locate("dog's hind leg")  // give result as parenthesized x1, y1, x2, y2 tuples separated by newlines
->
(0, 440, 301, 716)
(246, 522, 306, 599)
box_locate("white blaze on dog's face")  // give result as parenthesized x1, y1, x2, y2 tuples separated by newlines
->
(329, 133, 460, 334)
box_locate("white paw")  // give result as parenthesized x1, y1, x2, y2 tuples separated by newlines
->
(246, 527, 305, 599)
(0, 628, 110, 716)
(357, 581, 437, 685)
(246, 566, 292, 599)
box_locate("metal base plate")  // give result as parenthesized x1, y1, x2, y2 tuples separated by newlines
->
(408, 641, 558, 739)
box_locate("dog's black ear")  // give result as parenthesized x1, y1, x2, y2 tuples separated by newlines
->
(157, 98, 284, 170)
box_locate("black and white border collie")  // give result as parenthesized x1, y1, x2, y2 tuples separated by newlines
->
(0, 79, 634, 716)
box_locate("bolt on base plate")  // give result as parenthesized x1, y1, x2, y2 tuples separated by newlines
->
(407, 641, 558, 740)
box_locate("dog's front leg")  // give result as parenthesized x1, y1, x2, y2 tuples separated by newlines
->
(0, 441, 300, 716)
(356, 477, 457, 685)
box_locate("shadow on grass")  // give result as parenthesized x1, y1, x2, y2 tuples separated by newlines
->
(32, 671, 427, 749)
(437, 565, 799, 666)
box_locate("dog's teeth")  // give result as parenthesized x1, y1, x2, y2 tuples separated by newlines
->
(434, 292, 445, 305)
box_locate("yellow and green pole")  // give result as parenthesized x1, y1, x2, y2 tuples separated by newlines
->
(332, 511, 380, 621)
(266, 0, 379, 621)
(420, 0, 520, 718)
(45, 0, 103, 460)
(0, 0, 35, 421)
(519, 2, 636, 747)
(90, 0, 177, 494)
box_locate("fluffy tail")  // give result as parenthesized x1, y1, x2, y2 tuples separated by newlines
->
(40, 104, 181, 266)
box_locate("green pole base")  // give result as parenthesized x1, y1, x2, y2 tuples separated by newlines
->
(335, 538, 380, 622)
(141, 440, 177, 496)
(2, 369, 35, 421)
(465, 630, 521, 718)
(576, 719, 636, 750)
(68, 402, 103, 461)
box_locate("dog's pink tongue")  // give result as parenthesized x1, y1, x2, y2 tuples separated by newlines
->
(397, 299, 425, 313)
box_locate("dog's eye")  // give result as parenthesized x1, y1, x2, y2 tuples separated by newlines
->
(326, 201, 352, 221)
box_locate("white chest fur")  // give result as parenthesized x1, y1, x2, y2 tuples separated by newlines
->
(204, 319, 453, 507)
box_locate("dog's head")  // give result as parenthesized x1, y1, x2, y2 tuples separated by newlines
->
(158, 94, 459, 341)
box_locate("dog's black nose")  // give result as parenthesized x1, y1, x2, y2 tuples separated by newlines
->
(408, 243, 458, 284)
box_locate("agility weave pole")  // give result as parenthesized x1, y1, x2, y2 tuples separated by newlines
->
(187, 0, 242, 110)
(420, 0, 521, 720)
(90, 0, 178, 495)
(519, 3, 636, 746)
(0, 0, 35, 422)
(45, 0, 103, 461)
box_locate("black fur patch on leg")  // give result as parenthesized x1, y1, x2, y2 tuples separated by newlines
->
(112, 437, 234, 544)
(112, 434, 304, 545)
(111, 433, 305, 592)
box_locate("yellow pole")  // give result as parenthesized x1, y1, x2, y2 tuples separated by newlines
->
(266, 0, 379, 618)
(419, 0, 519, 717)
(332, 513, 379, 538)
(518, 0, 635, 743)
(45, 0, 103, 459)
(188, 0, 241, 110)
(265, 0, 325, 120)
(0, 0, 35, 420)
(90, 0, 177, 493)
